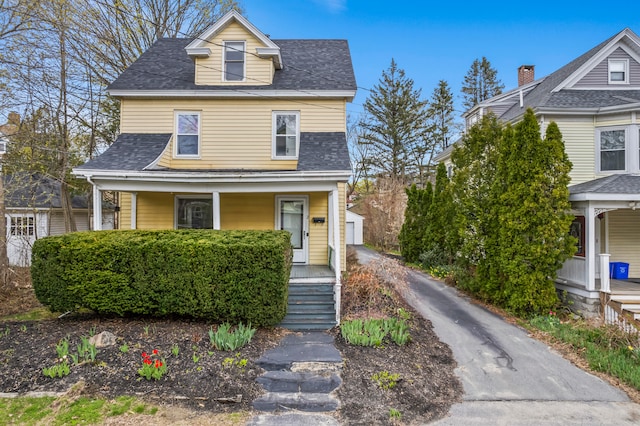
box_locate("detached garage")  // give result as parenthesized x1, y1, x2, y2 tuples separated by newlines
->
(346, 210, 364, 245)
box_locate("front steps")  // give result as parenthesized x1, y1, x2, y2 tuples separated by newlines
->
(253, 332, 343, 414)
(280, 279, 336, 331)
(601, 293, 640, 332)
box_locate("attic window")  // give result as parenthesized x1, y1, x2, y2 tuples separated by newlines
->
(224, 41, 245, 81)
(609, 59, 628, 84)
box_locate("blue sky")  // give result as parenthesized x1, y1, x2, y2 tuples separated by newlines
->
(242, 0, 640, 120)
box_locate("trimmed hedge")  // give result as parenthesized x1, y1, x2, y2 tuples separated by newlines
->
(31, 230, 292, 326)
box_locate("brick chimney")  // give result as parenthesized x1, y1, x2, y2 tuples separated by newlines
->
(518, 65, 535, 86)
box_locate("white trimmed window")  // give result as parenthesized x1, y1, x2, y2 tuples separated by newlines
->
(598, 128, 626, 171)
(10, 216, 34, 237)
(175, 112, 200, 157)
(608, 59, 629, 84)
(175, 196, 213, 229)
(272, 111, 300, 159)
(224, 41, 245, 82)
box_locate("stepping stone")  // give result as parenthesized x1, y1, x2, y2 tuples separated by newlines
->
(252, 392, 339, 412)
(246, 412, 339, 426)
(257, 371, 342, 393)
(256, 332, 342, 370)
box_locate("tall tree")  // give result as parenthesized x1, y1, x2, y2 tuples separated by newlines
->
(461, 57, 504, 110)
(428, 80, 455, 152)
(346, 113, 372, 198)
(359, 59, 429, 182)
(493, 109, 574, 314)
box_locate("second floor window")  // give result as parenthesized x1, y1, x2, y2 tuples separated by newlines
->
(599, 129, 626, 171)
(273, 111, 300, 159)
(175, 112, 200, 157)
(224, 41, 245, 81)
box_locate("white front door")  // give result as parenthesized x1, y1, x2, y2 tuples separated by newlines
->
(276, 196, 308, 263)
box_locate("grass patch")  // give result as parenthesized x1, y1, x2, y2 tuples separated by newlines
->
(529, 314, 640, 390)
(0, 394, 158, 426)
(0, 307, 58, 322)
(0, 396, 55, 425)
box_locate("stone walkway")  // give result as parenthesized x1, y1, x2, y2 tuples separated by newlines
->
(247, 332, 343, 426)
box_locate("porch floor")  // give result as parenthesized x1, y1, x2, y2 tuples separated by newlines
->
(290, 265, 334, 280)
(597, 278, 640, 294)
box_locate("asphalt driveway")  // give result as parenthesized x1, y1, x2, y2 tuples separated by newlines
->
(354, 246, 640, 425)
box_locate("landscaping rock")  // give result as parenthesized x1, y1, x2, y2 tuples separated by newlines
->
(88, 331, 116, 348)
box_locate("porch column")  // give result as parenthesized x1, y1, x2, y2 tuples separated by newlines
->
(212, 192, 220, 230)
(600, 253, 611, 293)
(130, 192, 137, 229)
(586, 205, 596, 291)
(92, 184, 103, 231)
(331, 188, 341, 324)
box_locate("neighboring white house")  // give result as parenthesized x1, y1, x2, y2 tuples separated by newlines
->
(4, 173, 115, 266)
(436, 28, 640, 316)
(346, 209, 364, 245)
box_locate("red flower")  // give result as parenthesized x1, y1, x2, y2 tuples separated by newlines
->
(152, 349, 159, 355)
(141, 352, 148, 358)
(155, 360, 162, 368)
(144, 358, 152, 365)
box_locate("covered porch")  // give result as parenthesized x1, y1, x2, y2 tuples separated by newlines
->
(556, 175, 640, 320)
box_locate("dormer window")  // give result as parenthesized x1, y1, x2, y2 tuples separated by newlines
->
(608, 59, 628, 84)
(224, 41, 245, 81)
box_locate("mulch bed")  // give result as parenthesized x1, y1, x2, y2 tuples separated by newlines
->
(0, 315, 284, 412)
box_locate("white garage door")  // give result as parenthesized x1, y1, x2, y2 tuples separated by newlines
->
(346, 222, 355, 245)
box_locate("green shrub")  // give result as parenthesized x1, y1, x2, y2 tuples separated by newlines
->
(31, 230, 292, 326)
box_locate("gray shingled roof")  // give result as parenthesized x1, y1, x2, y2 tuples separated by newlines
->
(545, 90, 640, 108)
(500, 32, 620, 121)
(297, 132, 350, 171)
(569, 174, 640, 195)
(77, 133, 171, 171)
(108, 38, 356, 92)
(76, 132, 349, 173)
(3, 173, 88, 209)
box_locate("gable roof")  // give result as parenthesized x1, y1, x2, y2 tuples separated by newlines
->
(3, 172, 89, 209)
(498, 28, 640, 122)
(185, 10, 282, 69)
(108, 39, 356, 95)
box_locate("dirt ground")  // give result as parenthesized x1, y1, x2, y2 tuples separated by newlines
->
(0, 258, 463, 425)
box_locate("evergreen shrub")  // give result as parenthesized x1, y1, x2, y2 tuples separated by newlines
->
(31, 229, 292, 326)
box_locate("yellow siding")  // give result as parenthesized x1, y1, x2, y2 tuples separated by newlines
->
(220, 193, 274, 229)
(308, 192, 329, 265)
(608, 209, 640, 278)
(117, 191, 336, 266)
(195, 21, 273, 86)
(119, 192, 131, 230)
(120, 98, 346, 170)
(551, 116, 596, 185)
(136, 192, 174, 229)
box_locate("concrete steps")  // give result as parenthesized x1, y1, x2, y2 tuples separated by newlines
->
(281, 282, 336, 330)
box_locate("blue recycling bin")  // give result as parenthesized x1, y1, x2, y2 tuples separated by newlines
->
(609, 262, 629, 279)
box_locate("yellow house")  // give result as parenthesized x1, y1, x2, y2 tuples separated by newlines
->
(72, 11, 356, 329)
(436, 28, 640, 323)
